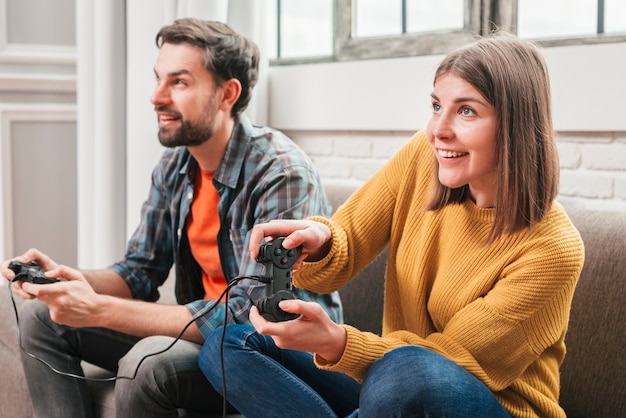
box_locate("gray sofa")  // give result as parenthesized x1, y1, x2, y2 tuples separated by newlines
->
(1, 181, 625, 417)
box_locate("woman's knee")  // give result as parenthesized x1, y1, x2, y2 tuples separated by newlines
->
(359, 346, 508, 417)
(199, 325, 257, 368)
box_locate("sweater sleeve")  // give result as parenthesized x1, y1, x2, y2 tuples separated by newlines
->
(294, 130, 432, 294)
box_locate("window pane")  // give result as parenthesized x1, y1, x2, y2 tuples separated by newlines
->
(279, 0, 333, 58)
(517, 0, 597, 38)
(406, 0, 464, 33)
(266, 0, 278, 59)
(354, 0, 402, 37)
(605, 0, 626, 34)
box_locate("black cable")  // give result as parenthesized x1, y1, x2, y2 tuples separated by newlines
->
(7, 275, 256, 383)
(220, 283, 231, 418)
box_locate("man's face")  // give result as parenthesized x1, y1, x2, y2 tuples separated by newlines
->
(151, 42, 222, 147)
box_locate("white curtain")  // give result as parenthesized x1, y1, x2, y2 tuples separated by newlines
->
(77, 0, 269, 267)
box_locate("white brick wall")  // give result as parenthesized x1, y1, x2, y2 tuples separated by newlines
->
(288, 130, 626, 213)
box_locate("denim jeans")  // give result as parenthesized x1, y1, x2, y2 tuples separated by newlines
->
(18, 299, 224, 418)
(199, 324, 360, 418)
(199, 325, 512, 418)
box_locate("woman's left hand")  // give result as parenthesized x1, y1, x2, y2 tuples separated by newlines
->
(249, 299, 347, 363)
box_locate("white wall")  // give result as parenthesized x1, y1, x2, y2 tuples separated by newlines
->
(268, 42, 626, 132)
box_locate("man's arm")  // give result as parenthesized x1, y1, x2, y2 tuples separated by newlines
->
(80, 269, 203, 342)
(91, 296, 203, 343)
(23, 265, 204, 344)
(80, 269, 133, 298)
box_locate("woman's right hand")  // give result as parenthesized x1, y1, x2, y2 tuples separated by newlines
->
(249, 219, 332, 267)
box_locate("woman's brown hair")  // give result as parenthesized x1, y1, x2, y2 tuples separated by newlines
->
(426, 32, 559, 244)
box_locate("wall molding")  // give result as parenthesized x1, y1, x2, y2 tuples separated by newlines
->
(0, 103, 76, 258)
(0, 0, 76, 65)
(0, 73, 76, 93)
(0, 43, 76, 65)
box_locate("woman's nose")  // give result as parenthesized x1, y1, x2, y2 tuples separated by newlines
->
(431, 112, 454, 139)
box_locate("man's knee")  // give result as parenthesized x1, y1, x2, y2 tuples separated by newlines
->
(116, 336, 206, 412)
(18, 299, 51, 334)
(118, 336, 181, 380)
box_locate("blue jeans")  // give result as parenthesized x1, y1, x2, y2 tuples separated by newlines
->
(199, 324, 360, 418)
(199, 325, 512, 418)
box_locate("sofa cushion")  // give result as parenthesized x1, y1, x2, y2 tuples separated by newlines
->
(559, 207, 626, 417)
(0, 283, 33, 417)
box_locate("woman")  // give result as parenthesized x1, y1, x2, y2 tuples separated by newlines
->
(199, 32, 584, 418)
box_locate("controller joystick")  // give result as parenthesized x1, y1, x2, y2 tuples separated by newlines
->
(255, 237, 301, 322)
(8, 261, 59, 284)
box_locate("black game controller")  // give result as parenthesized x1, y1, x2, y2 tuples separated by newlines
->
(8, 261, 59, 284)
(255, 237, 301, 322)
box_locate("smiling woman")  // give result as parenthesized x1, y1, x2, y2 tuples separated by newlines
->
(425, 31, 559, 243)
(427, 73, 498, 208)
(199, 31, 584, 418)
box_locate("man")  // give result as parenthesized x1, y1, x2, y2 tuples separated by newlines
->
(1, 18, 340, 417)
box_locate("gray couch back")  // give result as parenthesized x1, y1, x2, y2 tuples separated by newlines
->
(325, 182, 626, 418)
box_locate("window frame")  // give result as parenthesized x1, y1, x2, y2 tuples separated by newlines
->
(271, 0, 626, 65)
(333, 0, 485, 61)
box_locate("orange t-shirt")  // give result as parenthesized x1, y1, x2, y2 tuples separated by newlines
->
(186, 170, 227, 300)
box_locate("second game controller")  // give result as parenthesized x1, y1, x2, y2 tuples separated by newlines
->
(255, 237, 301, 322)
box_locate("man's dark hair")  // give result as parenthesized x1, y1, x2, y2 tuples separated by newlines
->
(156, 18, 260, 118)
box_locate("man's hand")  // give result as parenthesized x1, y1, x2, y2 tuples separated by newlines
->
(1, 248, 60, 300)
(20, 264, 105, 328)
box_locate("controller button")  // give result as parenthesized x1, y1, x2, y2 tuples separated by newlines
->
(273, 248, 282, 256)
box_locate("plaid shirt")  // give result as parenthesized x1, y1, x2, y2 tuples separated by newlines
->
(110, 117, 341, 338)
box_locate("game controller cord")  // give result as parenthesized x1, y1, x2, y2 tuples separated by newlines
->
(7, 274, 259, 389)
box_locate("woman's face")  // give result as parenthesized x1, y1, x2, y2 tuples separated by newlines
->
(426, 73, 498, 208)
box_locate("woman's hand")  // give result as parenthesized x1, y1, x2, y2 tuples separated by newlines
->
(249, 299, 347, 363)
(249, 219, 332, 268)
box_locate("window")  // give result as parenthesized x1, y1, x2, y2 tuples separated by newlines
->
(353, 0, 464, 38)
(273, 0, 333, 59)
(518, 0, 626, 38)
(271, 0, 626, 64)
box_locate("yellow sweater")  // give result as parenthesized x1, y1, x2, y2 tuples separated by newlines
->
(295, 130, 585, 418)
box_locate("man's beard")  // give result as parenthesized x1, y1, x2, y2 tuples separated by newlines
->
(158, 117, 215, 148)
(157, 95, 218, 148)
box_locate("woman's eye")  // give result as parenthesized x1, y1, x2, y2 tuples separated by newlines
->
(461, 106, 476, 116)
(432, 103, 441, 113)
